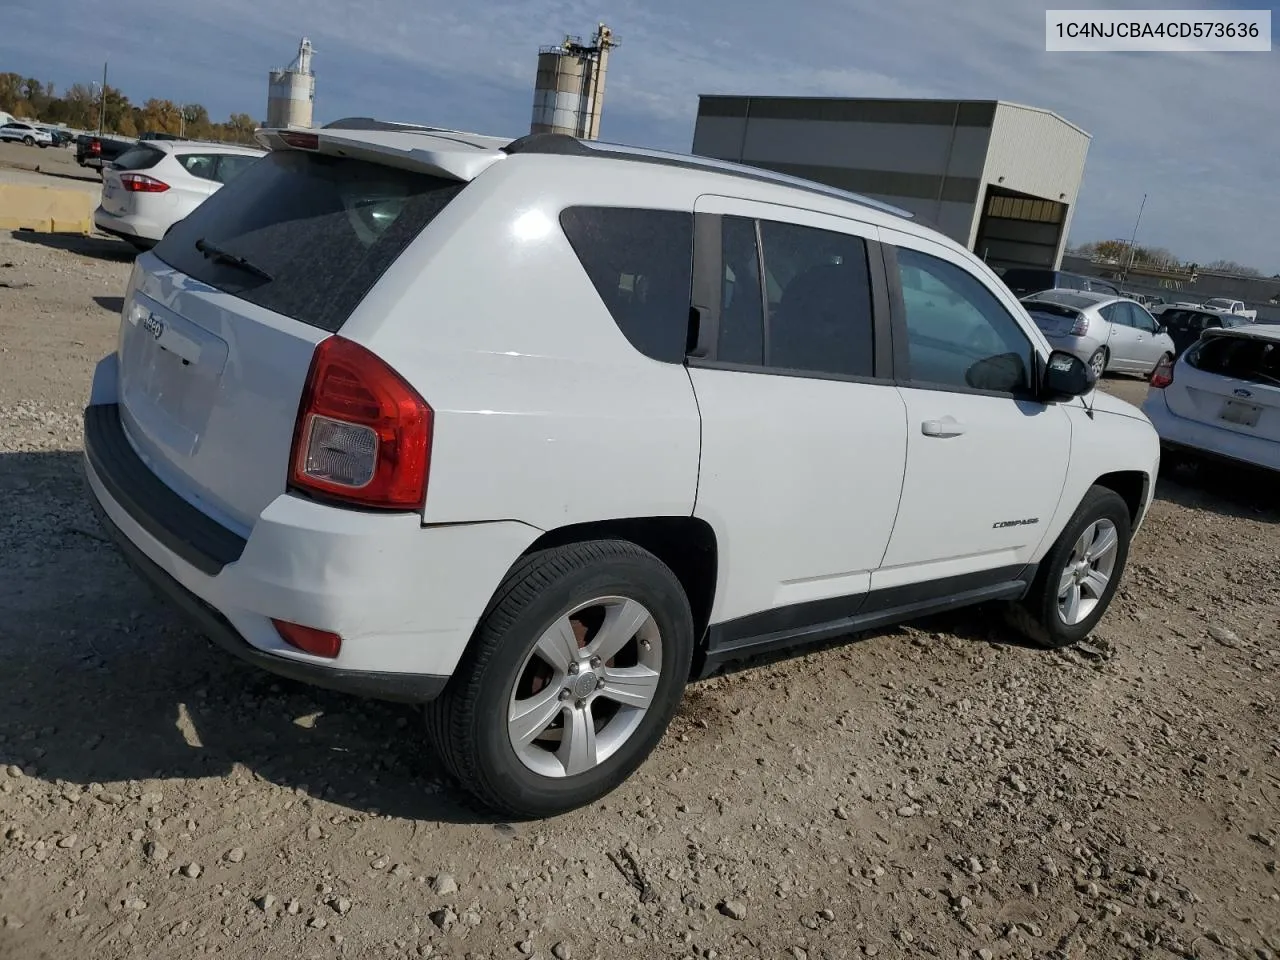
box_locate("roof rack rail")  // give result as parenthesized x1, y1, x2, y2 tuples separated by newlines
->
(503, 133, 915, 221)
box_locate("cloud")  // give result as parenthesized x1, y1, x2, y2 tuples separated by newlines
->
(1, 0, 1276, 270)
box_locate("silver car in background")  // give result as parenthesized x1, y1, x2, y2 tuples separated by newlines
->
(1021, 290, 1176, 380)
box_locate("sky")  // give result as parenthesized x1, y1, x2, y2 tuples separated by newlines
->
(2, 0, 1277, 272)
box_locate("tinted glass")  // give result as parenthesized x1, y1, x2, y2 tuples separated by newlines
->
(1100, 303, 1128, 326)
(1000, 269, 1055, 293)
(215, 154, 259, 184)
(176, 153, 219, 181)
(1186, 335, 1280, 385)
(717, 216, 764, 365)
(110, 146, 165, 171)
(1127, 303, 1157, 332)
(757, 219, 874, 377)
(560, 207, 694, 364)
(896, 247, 1032, 393)
(154, 150, 466, 333)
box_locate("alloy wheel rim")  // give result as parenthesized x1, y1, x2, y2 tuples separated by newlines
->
(1091, 351, 1105, 379)
(507, 596, 662, 779)
(1057, 518, 1119, 626)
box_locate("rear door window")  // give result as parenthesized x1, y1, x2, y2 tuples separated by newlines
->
(757, 219, 875, 378)
(176, 153, 220, 182)
(153, 150, 466, 333)
(559, 206, 694, 364)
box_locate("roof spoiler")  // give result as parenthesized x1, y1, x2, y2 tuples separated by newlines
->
(255, 126, 508, 182)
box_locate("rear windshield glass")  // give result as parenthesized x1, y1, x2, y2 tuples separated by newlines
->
(1186, 335, 1280, 386)
(1024, 302, 1080, 320)
(111, 146, 164, 171)
(152, 150, 466, 332)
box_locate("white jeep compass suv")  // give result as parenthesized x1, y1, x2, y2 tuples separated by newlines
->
(82, 118, 1160, 818)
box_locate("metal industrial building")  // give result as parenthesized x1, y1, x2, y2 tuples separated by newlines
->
(530, 24, 618, 139)
(692, 97, 1091, 272)
(266, 38, 316, 129)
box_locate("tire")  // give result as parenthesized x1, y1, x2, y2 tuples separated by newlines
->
(425, 540, 695, 819)
(1088, 347, 1108, 380)
(1007, 485, 1132, 649)
(22, 135, 34, 146)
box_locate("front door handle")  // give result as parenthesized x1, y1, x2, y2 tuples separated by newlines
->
(922, 416, 966, 438)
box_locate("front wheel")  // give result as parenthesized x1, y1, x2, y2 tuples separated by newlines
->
(1007, 485, 1132, 649)
(425, 540, 694, 818)
(22, 135, 34, 146)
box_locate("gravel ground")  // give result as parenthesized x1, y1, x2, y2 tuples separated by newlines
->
(1, 222, 1277, 960)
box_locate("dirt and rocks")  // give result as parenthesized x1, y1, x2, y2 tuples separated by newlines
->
(0, 219, 1277, 960)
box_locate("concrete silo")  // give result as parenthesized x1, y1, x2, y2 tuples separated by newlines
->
(530, 23, 618, 139)
(267, 37, 316, 129)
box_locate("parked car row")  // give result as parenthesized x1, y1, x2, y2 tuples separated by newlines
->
(0, 120, 55, 147)
(1022, 290, 1174, 380)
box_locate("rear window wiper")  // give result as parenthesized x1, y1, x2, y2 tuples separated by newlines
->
(194, 238, 273, 282)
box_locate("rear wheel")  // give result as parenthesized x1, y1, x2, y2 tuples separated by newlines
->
(1007, 485, 1131, 649)
(1088, 347, 1107, 380)
(425, 540, 694, 818)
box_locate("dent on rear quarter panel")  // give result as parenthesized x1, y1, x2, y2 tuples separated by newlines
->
(340, 160, 703, 530)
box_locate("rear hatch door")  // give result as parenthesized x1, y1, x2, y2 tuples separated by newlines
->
(1164, 331, 1280, 442)
(115, 145, 475, 533)
(1024, 301, 1083, 338)
(99, 144, 167, 217)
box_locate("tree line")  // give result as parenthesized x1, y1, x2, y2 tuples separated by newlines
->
(1068, 238, 1266, 278)
(0, 74, 259, 144)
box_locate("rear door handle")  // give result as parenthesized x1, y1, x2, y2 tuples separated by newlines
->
(922, 417, 966, 438)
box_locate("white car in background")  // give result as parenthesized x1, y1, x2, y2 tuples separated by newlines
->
(93, 140, 266, 250)
(1200, 298, 1257, 322)
(0, 121, 54, 147)
(1143, 324, 1280, 473)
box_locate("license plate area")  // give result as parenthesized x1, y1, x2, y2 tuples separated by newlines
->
(1218, 398, 1262, 428)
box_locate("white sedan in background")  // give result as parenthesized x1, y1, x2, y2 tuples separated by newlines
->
(93, 140, 266, 250)
(1143, 324, 1280, 474)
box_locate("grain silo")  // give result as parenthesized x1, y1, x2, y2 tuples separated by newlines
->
(267, 37, 316, 129)
(530, 23, 619, 139)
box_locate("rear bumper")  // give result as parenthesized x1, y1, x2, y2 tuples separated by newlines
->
(81, 390, 541, 702)
(88, 491, 449, 702)
(1142, 390, 1280, 473)
(1041, 333, 1103, 365)
(94, 206, 162, 244)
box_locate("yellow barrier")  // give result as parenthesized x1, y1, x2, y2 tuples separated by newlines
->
(0, 183, 93, 234)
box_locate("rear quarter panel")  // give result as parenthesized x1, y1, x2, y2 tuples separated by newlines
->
(341, 158, 705, 531)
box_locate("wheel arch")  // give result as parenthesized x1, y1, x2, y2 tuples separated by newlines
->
(1093, 469, 1150, 527)
(519, 516, 719, 652)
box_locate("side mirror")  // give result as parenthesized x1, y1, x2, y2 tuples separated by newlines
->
(1040, 350, 1093, 402)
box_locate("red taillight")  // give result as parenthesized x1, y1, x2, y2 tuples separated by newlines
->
(90, 139, 101, 155)
(288, 336, 433, 510)
(120, 173, 169, 193)
(1150, 355, 1175, 388)
(280, 131, 319, 150)
(272, 620, 342, 659)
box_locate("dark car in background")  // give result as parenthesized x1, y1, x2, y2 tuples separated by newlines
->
(1156, 306, 1253, 357)
(75, 133, 136, 170)
(1000, 268, 1121, 298)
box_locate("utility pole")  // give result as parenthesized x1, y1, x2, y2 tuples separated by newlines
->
(97, 61, 107, 135)
(1122, 193, 1147, 283)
